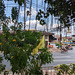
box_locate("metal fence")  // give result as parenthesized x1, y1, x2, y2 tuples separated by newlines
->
(0, 66, 73, 75)
(42, 66, 57, 75)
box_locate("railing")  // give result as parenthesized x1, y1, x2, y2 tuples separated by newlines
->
(0, 66, 73, 75)
(42, 66, 57, 75)
(0, 66, 56, 75)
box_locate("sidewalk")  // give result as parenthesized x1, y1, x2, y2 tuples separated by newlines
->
(48, 48, 61, 53)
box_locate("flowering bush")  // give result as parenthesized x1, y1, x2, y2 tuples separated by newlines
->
(0, 23, 53, 75)
(54, 63, 75, 75)
(0, 56, 6, 73)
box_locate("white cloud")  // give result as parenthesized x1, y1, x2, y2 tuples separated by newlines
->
(20, 11, 24, 16)
(2, 19, 44, 31)
(8, 21, 14, 27)
(20, 7, 37, 17)
(25, 20, 44, 30)
(52, 24, 60, 28)
(31, 7, 37, 16)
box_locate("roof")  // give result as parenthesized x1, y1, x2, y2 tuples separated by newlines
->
(72, 35, 75, 37)
(25, 29, 36, 31)
(0, 30, 54, 35)
(42, 31, 54, 36)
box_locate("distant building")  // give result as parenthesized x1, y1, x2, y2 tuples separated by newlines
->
(54, 25, 75, 43)
(42, 31, 57, 48)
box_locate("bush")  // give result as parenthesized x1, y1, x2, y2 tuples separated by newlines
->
(0, 56, 6, 73)
(54, 63, 75, 75)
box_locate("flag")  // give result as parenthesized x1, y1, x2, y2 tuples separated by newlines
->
(32, 35, 45, 55)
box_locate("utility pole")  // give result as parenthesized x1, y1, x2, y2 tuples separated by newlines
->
(60, 24, 62, 49)
(66, 29, 67, 41)
(24, 0, 26, 30)
(47, 17, 49, 32)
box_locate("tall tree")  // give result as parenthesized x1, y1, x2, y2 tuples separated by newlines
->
(14, 0, 27, 30)
(11, 7, 18, 21)
(0, 24, 53, 75)
(0, 0, 6, 20)
(11, 7, 18, 31)
(0, 1, 6, 72)
(37, 0, 75, 27)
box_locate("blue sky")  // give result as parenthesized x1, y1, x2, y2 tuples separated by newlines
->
(3, 0, 75, 38)
(4, 0, 57, 31)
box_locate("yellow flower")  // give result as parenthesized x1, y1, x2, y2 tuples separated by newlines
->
(13, 39, 16, 42)
(7, 71, 10, 73)
(11, 56, 13, 59)
(58, 69, 61, 71)
(3, 33, 5, 35)
(70, 63, 74, 65)
(57, 64, 60, 68)
(0, 43, 2, 45)
(16, 44, 18, 46)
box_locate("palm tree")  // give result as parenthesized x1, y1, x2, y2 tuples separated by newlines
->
(29, 0, 32, 30)
(14, 0, 26, 30)
(35, 0, 38, 30)
(14, 0, 23, 6)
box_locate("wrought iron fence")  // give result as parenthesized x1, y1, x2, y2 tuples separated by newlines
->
(42, 66, 57, 75)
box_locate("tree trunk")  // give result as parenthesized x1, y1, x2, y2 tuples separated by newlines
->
(60, 25, 62, 49)
(35, 0, 38, 30)
(17, 5, 20, 27)
(29, 0, 32, 30)
(24, 0, 26, 30)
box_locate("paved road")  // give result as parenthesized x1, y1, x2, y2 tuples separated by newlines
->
(42, 46, 75, 68)
(1, 47, 75, 71)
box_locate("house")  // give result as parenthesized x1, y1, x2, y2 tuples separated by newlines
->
(42, 31, 57, 48)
